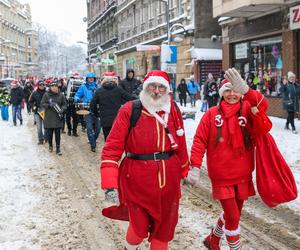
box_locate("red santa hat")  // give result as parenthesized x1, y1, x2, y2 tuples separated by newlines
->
(218, 79, 233, 97)
(101, 72, 118, 84)
(10, 80, 19, 88)
(143, 70, 170, 92)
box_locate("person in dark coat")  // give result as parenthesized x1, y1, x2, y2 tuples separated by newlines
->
(23, 81, 34, 114)
(280, 71, 300, 133)
(119, 69, 141, 95)
(246, 74, 257, 90)
(177, 78, 188, 107)
(41, 81, 67, 155)
(90, 72, 134, 140)
(206, 81, 219, 108)
(29, 80, 47, 144)
(10, 80, 24, 126)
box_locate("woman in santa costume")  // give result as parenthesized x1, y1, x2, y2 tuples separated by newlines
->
(189, 68, 269, 250)
(100, 70, 189, 250)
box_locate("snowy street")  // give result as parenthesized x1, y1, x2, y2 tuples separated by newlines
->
(0, 103, 299, 250)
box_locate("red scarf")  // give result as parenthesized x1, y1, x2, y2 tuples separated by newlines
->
(219, 100, 245, 153)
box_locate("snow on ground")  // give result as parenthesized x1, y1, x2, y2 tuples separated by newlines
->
(0, 112, 53, 249)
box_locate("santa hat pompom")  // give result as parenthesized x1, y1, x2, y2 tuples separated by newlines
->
(176, 128, 184, 136)
(101, 72, 118, 84)
(143, 70, 170, 92)
(218, 79, 233, 97)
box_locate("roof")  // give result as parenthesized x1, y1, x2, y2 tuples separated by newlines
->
(190, 48, 222, 61)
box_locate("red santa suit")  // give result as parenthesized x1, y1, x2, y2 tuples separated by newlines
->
(191, 87, 268, 200)
(101, 70, 189, 242)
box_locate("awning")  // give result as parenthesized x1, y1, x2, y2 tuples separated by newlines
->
(190, 48, 222, 61)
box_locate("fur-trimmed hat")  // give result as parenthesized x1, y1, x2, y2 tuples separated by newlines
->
(143, 70, 170, 91)
(101, 72, 118, 84)
(287, 71, 296, 79)
(219, 79, 233, 97)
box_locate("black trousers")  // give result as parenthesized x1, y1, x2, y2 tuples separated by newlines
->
(286, 111, 295, 130)
(66, 105, 78, 133)
(47, 128, 61, 147)
(102, 127, 112, 141)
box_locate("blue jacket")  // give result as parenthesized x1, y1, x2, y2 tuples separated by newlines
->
(187, 80, 200, 95)
(74, 72, 98, 103)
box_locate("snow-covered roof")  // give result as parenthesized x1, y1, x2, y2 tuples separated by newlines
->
(190, 48, 222, 61)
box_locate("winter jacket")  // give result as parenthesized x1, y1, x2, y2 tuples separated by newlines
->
(177, 83, 188, 98)
(41, 90, 67, 128)
(206, 82, 219, 107)
(29, 88, 46, 113)
(10, 86, 24, 105)
(90, 83, 133, 128)
(280, 82, 300, 112)
(23, 84, 34, 100)
(119, 69, 141, 94)
(191, 89, 268, 187)
(187, 80, 200, 95)
(74, 72, 98, 103)
(0, 87, 9, 106)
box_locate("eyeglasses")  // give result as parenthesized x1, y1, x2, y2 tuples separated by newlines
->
(147, 84, 167, 92)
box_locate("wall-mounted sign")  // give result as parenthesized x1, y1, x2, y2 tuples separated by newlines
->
(234, 42, 248, 60)
(290, 5, 300, 30)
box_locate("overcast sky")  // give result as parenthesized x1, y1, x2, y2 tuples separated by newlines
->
(19, 0, 87, 46)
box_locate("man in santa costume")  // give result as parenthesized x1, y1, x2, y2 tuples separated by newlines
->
(189, 68, 269, 250)
(100, 70, 189, 250)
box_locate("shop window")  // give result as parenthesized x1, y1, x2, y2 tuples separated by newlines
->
(152, 56, 160, 70)
(125, 58, 135, 72)
(233, 36, 283, 96)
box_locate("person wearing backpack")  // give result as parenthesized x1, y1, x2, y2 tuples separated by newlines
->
(100, 70, 189, 250)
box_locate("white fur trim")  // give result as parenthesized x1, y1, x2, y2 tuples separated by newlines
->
(220, 212, 225, 224)
(223, 226, 240, 236)
(143, 76, 170, 89)
(124, 241, 140, 250)
(176, 128, 184, 136)
(219, 82, 233, 97)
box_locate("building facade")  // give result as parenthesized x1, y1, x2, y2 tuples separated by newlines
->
(115, 0, 194, 84)
(214, 0, 300, 117)
(0, 0, 37, 79)
(86, 0, 118, 76)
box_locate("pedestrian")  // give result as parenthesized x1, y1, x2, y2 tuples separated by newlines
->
(119, 69, 141, 95)
(189, 68, 270, 250)
(74, 72, 100, 152)
(10, 80, 24, 126)
(280, 71, 300, 134)
(177, 78, 188, 107)
(29, 80, 47, 145)
(23, 80, 34, 114)
(41, 81, 67, 155)
(90, 72, 133, 141)
(201, 73, 213, 112)
(187, 75, 200, 108)
(0, 83, 9, 121)
(100, 70, 189, 250)
(206, 81, 219, 108)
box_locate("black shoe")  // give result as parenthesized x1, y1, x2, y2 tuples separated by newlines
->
(56, 147, 62, 155)
(13, 122, 17, 126)
(284, 123, 290, 130)
(61, 130, 66, 134)
(44, 139, 48, 144)
(37, 140, 43, 145)
(91, 147, 96, 152)
(20, 120, 23, 125)
(49, 146, 53, 152)
(73, 132, 79, 137)
(67, 131, 72, 136)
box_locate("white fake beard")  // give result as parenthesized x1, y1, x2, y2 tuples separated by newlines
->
(139, 89, 170, 114)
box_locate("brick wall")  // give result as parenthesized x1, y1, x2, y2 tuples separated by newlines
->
(282, 30, 297, 76)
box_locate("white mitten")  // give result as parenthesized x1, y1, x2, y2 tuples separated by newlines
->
(104, 188, 120, 205)
(185, 167, 201, 186)
(224, 68, 249, 94)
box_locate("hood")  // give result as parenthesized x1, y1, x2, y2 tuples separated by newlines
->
(85, 72, 96, 81)
(126, 69, 135, 80)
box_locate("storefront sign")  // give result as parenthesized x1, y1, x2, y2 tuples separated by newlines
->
(234, 43, 248, 60)
(290, 5, 300, 30)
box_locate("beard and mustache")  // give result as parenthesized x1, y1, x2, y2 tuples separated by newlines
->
(139, 89, 170, 114)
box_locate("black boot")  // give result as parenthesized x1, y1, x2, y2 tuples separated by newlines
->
(37, 140, 43, 145)
(73, 131, 79, 137)
(56, 146, 62, 155)
(285, 123, 290, 130)
(67, 130, 72, 136)
(49, 145, 53, 152)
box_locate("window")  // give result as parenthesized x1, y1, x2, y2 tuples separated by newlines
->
(177, 0, 184, 15)
(28, 37, 31, 47)
(152, 56, 160, 70)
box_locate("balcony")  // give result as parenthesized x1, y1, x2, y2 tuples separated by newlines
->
(213, 0, 285, 18)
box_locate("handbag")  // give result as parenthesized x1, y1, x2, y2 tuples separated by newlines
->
(255, 133, 298, 207)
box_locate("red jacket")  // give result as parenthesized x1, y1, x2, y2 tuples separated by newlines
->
(191, 89, 268, 187)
